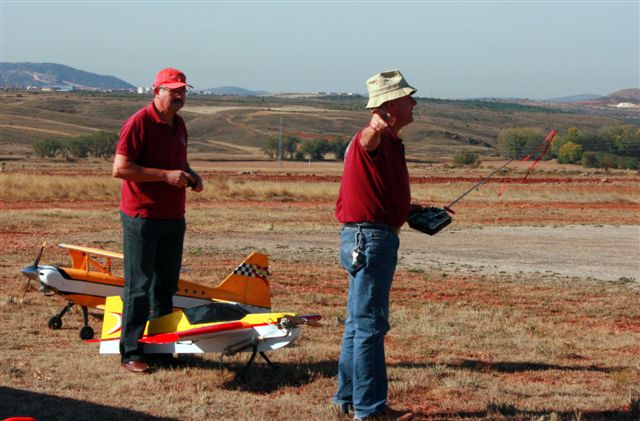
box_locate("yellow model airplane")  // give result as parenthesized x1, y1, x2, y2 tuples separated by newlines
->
(90, 296, 320, 377)
(21, 243, 272, 340)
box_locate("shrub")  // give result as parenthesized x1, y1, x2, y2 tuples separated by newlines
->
(452, 150, 480, 166)
(581, 151, 599, 168)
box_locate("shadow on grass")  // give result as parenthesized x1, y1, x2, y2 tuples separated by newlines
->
(391, 359, 627, 374)
(0, 386, 177, 421)
(154, 355, 338, 393)
(417, 408, 638, 420)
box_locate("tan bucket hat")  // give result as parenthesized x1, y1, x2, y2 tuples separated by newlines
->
(366, 69, 417, 109)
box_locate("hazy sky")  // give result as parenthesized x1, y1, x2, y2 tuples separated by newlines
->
(1, 1, 638, 99)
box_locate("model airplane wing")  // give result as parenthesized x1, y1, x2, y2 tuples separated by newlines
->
(94, 296, 321, 355)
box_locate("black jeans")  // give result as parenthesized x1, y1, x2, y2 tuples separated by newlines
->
(119, 212, 185, 362)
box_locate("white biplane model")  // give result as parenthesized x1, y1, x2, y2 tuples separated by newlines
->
(21, 243, 275, 339)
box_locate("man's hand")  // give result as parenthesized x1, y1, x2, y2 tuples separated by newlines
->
(187, 169, 203, 193)
(360, 109, 394, 152)
(164, 170, 193, 189)
(369, 110, 392, 133)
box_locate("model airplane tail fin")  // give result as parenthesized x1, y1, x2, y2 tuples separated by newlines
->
(100, 295, 124, 341)
(212, 252, 271, 309)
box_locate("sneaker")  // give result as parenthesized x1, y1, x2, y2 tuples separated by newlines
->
(354, 407, 414, 420)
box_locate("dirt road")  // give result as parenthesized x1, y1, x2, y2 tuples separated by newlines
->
(198, 225, 639, 284)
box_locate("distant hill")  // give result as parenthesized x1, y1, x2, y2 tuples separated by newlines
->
(544, 94, 602, 103)
(578, 88, 640, 106)
(0, 62, 134, 90)
(197, 86, 269, 96)
(604, 89, 640, 103)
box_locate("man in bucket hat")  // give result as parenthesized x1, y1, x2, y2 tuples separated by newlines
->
(113, 67, 203, 373)
(333, 70, 419, 420)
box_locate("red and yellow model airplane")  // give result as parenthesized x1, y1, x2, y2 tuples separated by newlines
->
(21, 243, 272, 340)
(90, 295, 320, 376)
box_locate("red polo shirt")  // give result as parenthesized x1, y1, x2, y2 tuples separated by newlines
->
(335, 127, 411, 228)
(116, 103, 188, 219)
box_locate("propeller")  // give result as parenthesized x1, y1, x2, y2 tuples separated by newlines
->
(279, 314, 322, 329)
(21, 242, 47, 297)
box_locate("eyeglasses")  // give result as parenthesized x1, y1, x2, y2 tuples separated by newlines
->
(159, 86, 188, 95)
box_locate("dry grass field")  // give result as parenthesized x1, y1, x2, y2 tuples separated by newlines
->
(1, 91, 639, 420)
(1, 158, 639, 421)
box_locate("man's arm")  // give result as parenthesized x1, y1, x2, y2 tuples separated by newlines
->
(112, 153, 193, 189)
(359, 110, 392, 152)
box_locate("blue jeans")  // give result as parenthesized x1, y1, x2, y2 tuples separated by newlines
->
(333, 224, 399, 418)
(119, 212, 185, 362)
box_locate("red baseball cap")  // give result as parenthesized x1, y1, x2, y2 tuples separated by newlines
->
(153, 67, 193, 89)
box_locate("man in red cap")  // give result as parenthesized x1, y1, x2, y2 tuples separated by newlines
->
(113, 67, 203, 373)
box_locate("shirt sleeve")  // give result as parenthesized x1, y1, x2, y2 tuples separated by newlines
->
(116, 114, 144, 162)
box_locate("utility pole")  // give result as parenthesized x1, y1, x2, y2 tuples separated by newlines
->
(278, 117, 283, 162)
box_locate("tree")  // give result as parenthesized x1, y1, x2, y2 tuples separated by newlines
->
(557, 141, 583, 164)
(64, 137, 90, 158)
(261, 137, 280, 159)
(283, 136, 301, 160)
(605, 125, 640, 158)
(300, 138, 331, 160)
(261, 136, 301, 160)
(497, 128, 546, 160)
(33, 138, 62, 158)
(329, 136, 350, 160)
(84, 131, 118, 158)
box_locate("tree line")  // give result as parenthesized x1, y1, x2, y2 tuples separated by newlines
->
(496, 125, 640, 170)
(33, 132, 118, 159)
(33, 124, 639, 170)
(261, 136, 350, 161)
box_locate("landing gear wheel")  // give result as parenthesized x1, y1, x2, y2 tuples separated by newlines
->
(79, 325, 94, 340)
(48, 316, 62, 330)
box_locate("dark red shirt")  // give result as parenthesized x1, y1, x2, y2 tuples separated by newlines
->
(335, 127, 411, 228)
(116, 102, 188, 219)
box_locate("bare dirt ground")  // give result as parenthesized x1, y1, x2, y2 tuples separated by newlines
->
(196, 225, 639, 285)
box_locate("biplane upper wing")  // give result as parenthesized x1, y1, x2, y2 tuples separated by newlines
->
(54, 245, 271, 310)
(59, 243, 124, 260)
